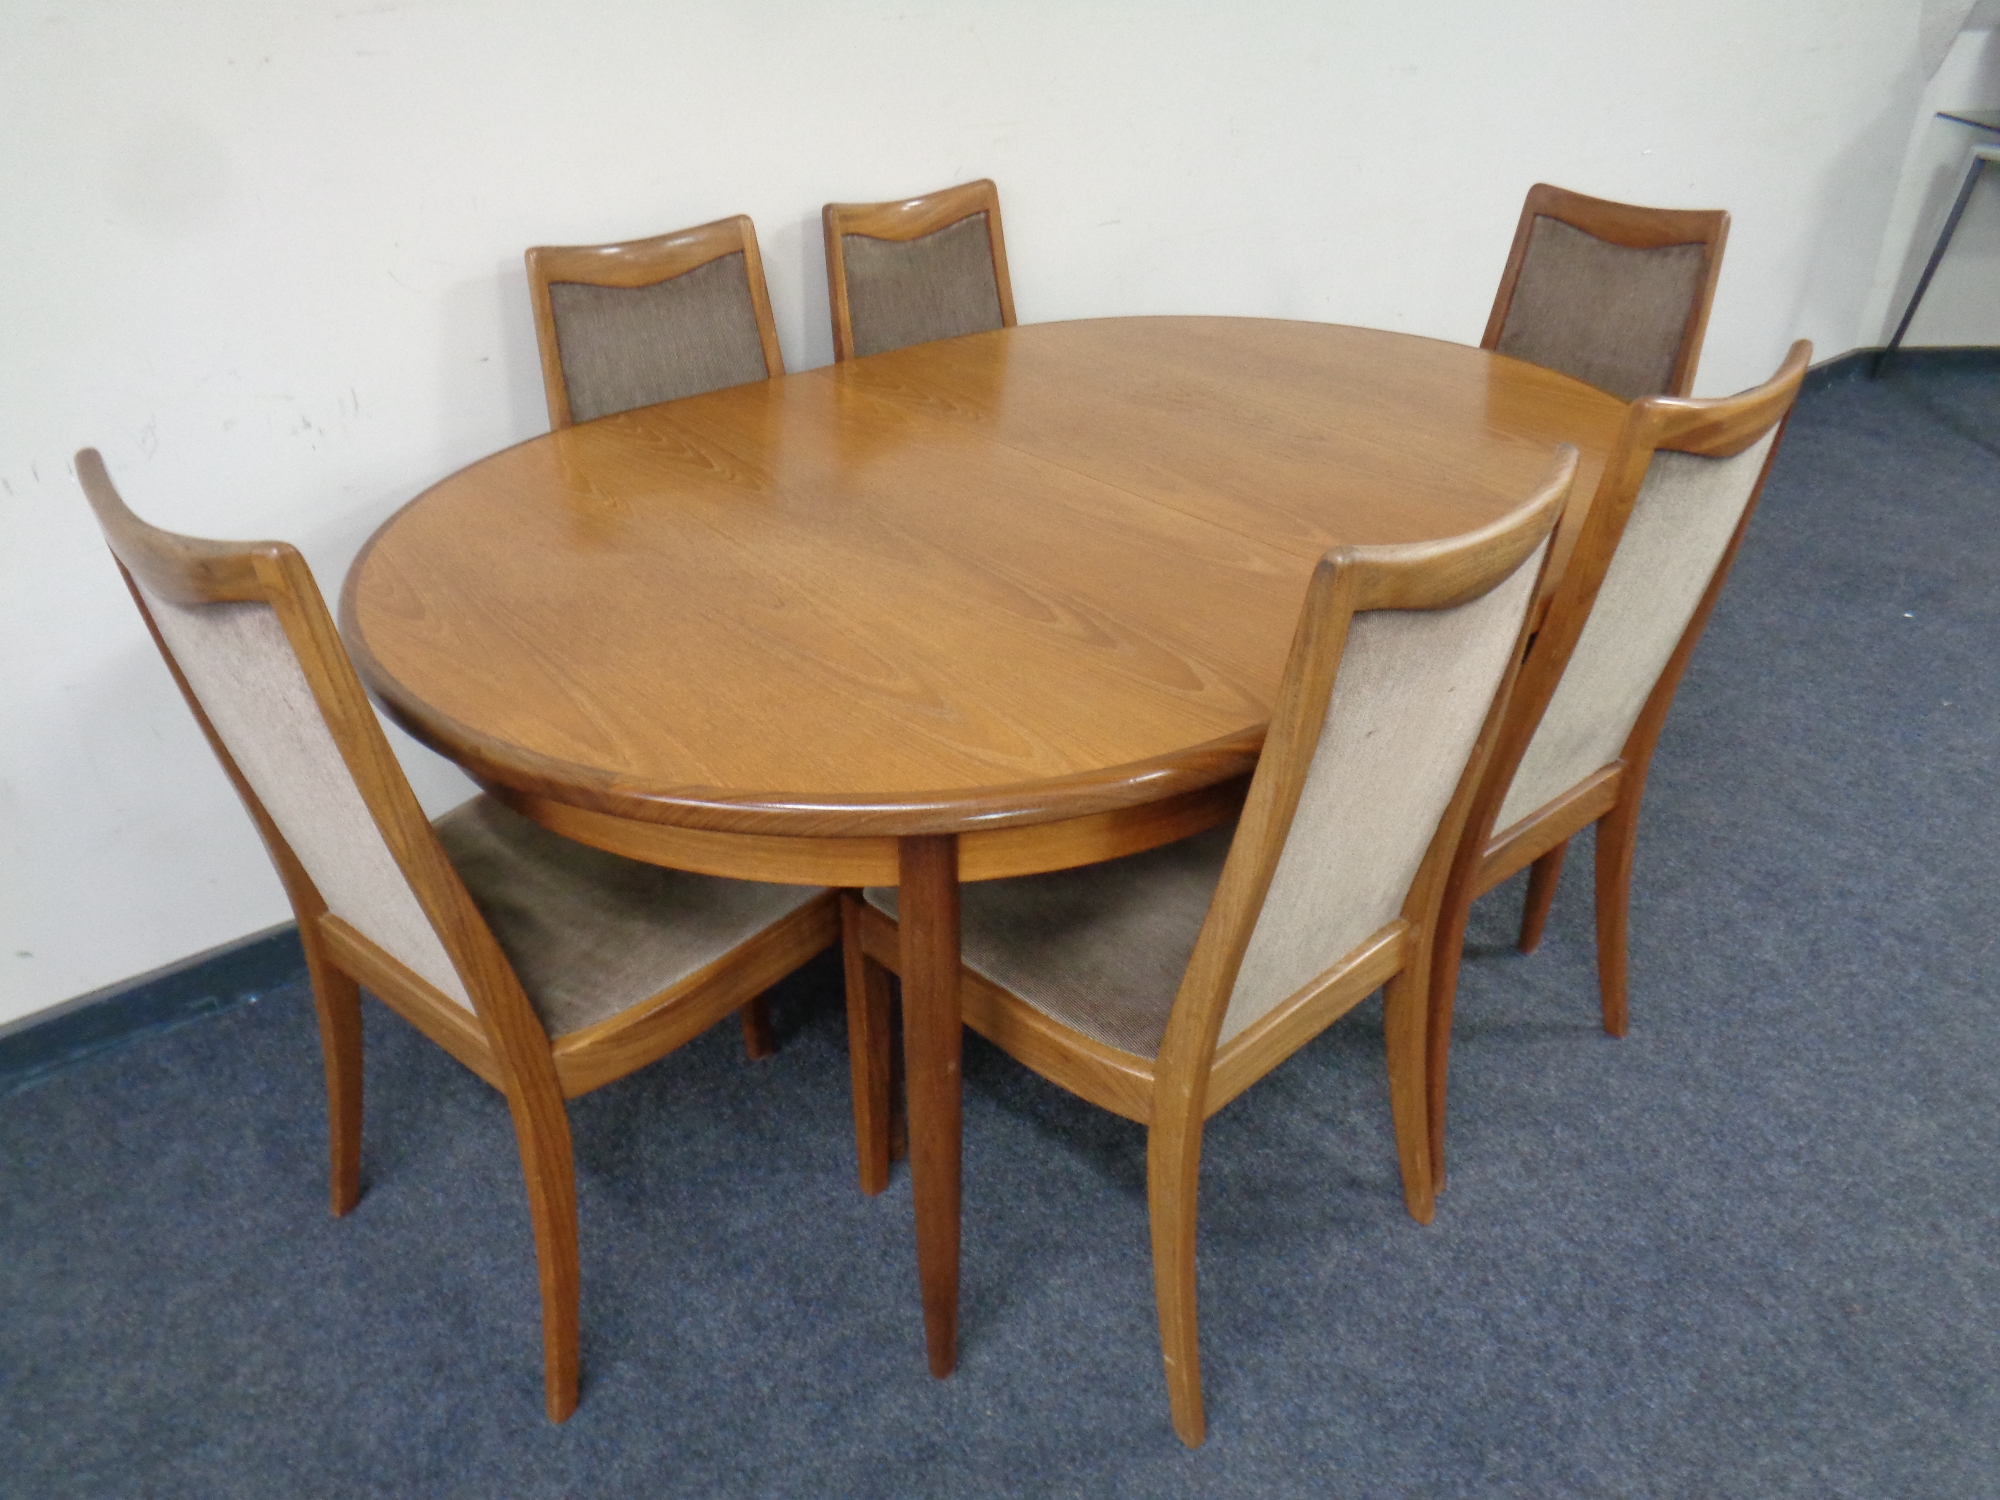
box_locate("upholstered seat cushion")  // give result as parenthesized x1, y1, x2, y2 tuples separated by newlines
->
(866, 823, 1235, 1060)
(436, 796, 823, 1039)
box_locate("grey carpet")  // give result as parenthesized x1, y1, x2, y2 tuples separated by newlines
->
(4, 360, 1997, 1497)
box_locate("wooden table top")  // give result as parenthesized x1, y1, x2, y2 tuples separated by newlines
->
(343, 316, 1625, 841)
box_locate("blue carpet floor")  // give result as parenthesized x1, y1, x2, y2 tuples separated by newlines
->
(4, 359, 1997, 1497)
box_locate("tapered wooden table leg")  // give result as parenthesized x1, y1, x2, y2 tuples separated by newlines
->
(898, 833, 962, 1378)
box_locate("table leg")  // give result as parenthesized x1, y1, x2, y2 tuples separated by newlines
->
(898, 833, 962, 1378)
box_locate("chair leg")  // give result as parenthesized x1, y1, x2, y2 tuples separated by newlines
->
(301, 923, 363, 1217)
(1517, 841, 1567, 954)
(1594, 801, 1641, 1039)
(1382, 964, 1436, 1226)
(841, 894, 896, 1195)
(1147, 1113, 1208, 1447)
(507, 1093, 582, 1423)
(1877, 151, 1995, 373)
(739, 996, 776, 1061)
(888, 991, 908, 1164)
(1425, 884, 1472, 1192)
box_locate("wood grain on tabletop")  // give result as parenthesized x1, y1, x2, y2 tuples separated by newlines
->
(344, 318, 1624, 838)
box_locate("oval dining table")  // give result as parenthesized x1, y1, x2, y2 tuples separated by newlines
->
(340, 315, 1627, 1381)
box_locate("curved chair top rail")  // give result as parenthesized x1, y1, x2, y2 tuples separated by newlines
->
(77, 448, 284, 608)
(823, 178, 1007, 244)
(1502, 182, 1730, 254)
(1625, 338, 1812, 460)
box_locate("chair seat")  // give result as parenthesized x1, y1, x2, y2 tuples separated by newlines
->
(866, 823, 1234, 1059)
(436, 796, 823, 1039)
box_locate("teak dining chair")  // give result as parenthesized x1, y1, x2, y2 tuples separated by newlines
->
(76, 450, 839, 1422)
(843, 452, 1577, 1445)
(823, 179, 1016, 362)
(1485, 183, 1730, 402)
(526, 214, 785, 429)
(1426, 342, 1811, 1181)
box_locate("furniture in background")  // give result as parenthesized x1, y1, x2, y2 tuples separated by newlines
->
(823, 179, 1015, 361)
(1876, 142, 2000, 374)
(1485, 183, 1729, 401)
(341, 315, 1630, 1411)
(1425, 341, 1812, 1182)
(844, 455, 1574, 1445)
(526, 214, 784, 429)
(76, 451, 839, 1423)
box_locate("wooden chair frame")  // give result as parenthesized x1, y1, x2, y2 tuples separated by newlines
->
(822, 179, 1016, 363)
(844, 453, 1575, 1445)
(1483, 183, 1731, 399)
(1425, 342, 1812, 1182)
(77, 450, 837, 1422)
(526, 214, 785, 430)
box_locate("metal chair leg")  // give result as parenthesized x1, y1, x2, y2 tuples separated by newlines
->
(1875, 146, 2000, 377)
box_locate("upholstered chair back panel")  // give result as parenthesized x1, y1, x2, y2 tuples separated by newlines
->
(842, 214, 1005, 360)
(1496, 217, 1708, 402)
(1497, 429, 1778, 831)
(549, 252, 770, 423)
(139, 586, 473, 1009)
(1223, 542, 1547, 1042)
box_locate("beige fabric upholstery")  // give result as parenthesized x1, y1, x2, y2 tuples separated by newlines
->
(864, 537, 1546, 1057)
(549, 252, 770, 423)
(143, 586, 821, 1036)
(1497, 430, 1779, 831)
(435, 797, 822, 1039)
(137, 587, 474, 1010)
(1496, 216, 1708, 401)
(867, 825, 1234, 1059)
(1223, 541, 1546, 1041)
(842, 214, 1004, 359)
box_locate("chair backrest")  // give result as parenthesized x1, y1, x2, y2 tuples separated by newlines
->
(823, 179, 1016, 362)
(74, 451, 550, 1062)
(1483, 342, 1811, 842)
(1484, 183, 1729, 402)
(526, 215, 784, 429)
(1163, 451, 1577, 1067)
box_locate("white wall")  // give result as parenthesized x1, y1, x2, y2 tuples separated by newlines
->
(0, 0, 1931, 1025)
(1863, 10, 2000, 345)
